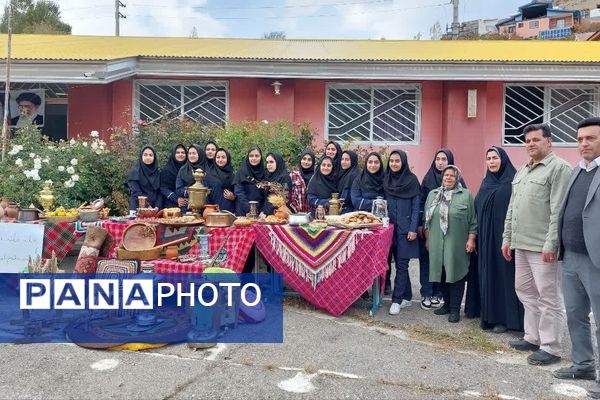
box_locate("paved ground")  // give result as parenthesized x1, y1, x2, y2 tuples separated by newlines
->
(0, 252, 595, 399)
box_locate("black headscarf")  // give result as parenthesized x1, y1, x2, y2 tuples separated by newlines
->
(326, 140, 343, 172)
(299, 149, 316, 186)
(352, 152, 384, 193)
(233, 147, 265, 185)
(337, 150, 360, 193)
(475, 147, 516, 218)
(307, 156, 338, 199)
(202, 141, 218, 172)
(160, 143, 187, 190)
(128, 145, 160, 191)
(177, 144, 205, 188)
(384, 150, 421, 199)
(421, 148, 467, 191)
(265, 152, 291, 187)
(206, 148, 234, 190)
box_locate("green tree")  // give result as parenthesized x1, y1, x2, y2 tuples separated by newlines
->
(1, 0, 71, 34)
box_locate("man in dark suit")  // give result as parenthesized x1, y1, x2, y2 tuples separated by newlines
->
(10, 92, 44, 127)
(553, 117, 600, 399)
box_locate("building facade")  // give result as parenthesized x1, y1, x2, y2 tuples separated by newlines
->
(497, 0, 579, 39)
(2, 35, 600, 192)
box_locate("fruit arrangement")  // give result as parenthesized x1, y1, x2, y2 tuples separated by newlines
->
(46, 207, 79, 217)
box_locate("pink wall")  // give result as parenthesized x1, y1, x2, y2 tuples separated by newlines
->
(67, 77, 584, 195)
(68, 80, 132, 142)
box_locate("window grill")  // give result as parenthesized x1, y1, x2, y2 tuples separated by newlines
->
(134, 80, 227, 125)
(326, 84, 421, 144)
(503, 84, 599, 145)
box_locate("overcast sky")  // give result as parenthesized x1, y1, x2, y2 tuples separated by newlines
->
(56, 0, 530, 39)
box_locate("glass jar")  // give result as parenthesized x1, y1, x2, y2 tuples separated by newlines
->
(371, 196, 388, 219)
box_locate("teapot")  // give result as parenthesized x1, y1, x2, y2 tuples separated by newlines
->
(371, 196, 388, 220)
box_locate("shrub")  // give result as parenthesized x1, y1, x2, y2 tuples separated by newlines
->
(0, 126, 123, 210)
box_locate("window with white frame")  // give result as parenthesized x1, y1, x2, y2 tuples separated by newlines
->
(503, 84, 600, 145)
(134, 80, 227, 125)
(326, 84, 421, 144)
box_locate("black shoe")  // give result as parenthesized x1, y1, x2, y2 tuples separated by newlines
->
(527, 349, 561, 366)
(552, 366, 596, 380)
(509, 338, 539, 352)
(448, 312, 460, 323)
(492, 324, 507, 333)
(433, 305, 450, 315)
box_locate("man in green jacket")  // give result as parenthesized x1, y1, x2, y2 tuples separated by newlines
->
(502, 124, 572, 366)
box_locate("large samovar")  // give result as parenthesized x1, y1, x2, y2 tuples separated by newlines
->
(187, 169, 210, 217)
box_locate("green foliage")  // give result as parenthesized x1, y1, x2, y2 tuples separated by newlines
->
(213, 120, 315, 169)
(0, 126, 121, 210)
(1, 0, 71, 34)
(0, 119, 316, 215)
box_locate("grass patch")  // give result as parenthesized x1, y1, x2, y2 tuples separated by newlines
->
(407, 320, 504, 354)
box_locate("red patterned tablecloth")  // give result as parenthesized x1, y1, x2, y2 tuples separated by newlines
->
(254, 224, 394, 317)
(151, 227, 255, 274)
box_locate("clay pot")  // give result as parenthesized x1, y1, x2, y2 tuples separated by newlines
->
(0, 197, 12, 210)
(0, 204, 4, 219)
(5, 202, 19, 219)
(202, 204, 219, 219)
(165, 246, 179, 259)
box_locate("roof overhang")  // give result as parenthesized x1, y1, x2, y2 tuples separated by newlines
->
(2, 57, 600, 83)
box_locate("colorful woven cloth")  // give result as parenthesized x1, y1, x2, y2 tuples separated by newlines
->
(152, 227, 255, 274)
(254, 225, 394, 317)
(74, 220, 103, 235)
(266, 225, 356, 288)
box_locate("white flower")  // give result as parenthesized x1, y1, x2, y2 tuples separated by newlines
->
(70, 138, 76, 145)
(42, 158, 50, 164)
(47, 145, 54, 150)
(66, 166, 75, 174)
(262, 120, 269, 124)
(33, 158, 42, 170)
(15, 158, 23, 167)
(71, 174, 79, 182)
(82, 142, 88, 147)
(64, 179, 75, 188)
(91, 142, 98, 150)
(29, 152, 36, 158)
(90, 130, 99, 138)
(8, 146, 21, 155)
(95, 149, 103, 155)
(70, 158, 78, 166)
(32, 173, 41, 181)
(99, 140, 106, 147)
(58, 166, 65, 172)
(45, 179, 53, 185)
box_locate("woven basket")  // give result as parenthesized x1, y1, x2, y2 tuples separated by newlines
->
(116, 246, 162, 261)
(122, 223, 157, 251)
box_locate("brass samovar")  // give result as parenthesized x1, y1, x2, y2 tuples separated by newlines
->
(187, 169, 210, 216)
(328, 193, 341, 215)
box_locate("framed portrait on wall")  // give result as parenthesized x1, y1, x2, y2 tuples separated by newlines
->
(8, 89, 45, 128)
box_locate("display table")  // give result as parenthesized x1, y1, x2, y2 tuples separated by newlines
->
(253, 224, 393, 317)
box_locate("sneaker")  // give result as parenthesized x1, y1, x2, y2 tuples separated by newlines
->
(509, 338, 539, 352)
(552, 366, 596, 380)
(421, 297, 432, 310)
(389, 302, 401, 315)
(430, 296, 442, 308)
(433, 304, 450, 315)
(527, 350, 561, 366)
(399, 299, 412, 309)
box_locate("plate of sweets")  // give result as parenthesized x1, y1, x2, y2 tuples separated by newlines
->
(340, 212, 383, 230)
(259, 215, 287, 225)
